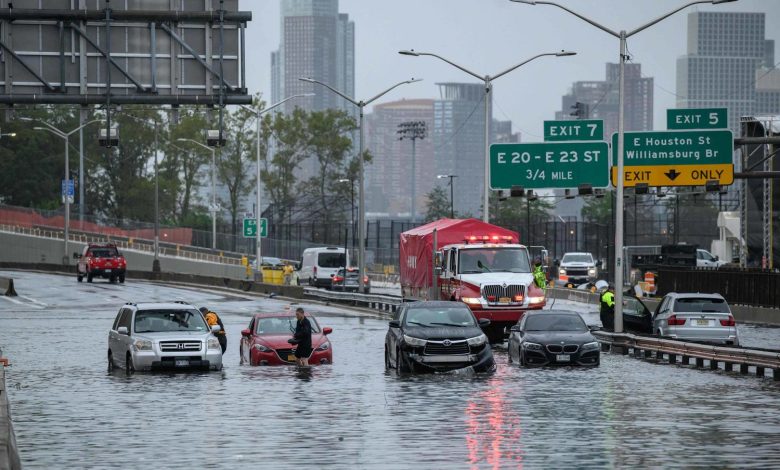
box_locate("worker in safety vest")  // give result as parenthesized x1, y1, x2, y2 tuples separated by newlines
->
(200, 306, 227, 354)
(282, 262, 295, 286)
(532, 258, 547, 290)
(599, 285, 615, 331)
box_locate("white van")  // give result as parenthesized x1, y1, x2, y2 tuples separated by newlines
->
(300, 247, 349, 288)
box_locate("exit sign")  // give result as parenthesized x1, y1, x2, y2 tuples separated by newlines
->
(667, 108, 727, 130)
(242, 218, 267, 238)
(544, 119, 604, 141)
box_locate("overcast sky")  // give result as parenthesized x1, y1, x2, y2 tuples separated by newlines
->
(244, 0, 779, 142)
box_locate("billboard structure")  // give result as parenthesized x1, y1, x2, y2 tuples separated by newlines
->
(0, 0, 251, 107)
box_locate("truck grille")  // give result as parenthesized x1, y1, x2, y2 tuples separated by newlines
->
(546, 344, 579, 354)
(424, 340, 469, 355)
(482, 284, 525, 302)
(565, 269, 588, 276)
(160, 341, 202, 352)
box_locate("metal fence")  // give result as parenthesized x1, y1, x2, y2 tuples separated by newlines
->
(657, 267, 780, 308)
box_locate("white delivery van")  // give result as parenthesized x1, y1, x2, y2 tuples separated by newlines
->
(299, 247, 349, 288)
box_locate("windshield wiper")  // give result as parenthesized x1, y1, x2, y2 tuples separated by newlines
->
(406, 321, 428, 327)
(430, 322, 467, 327)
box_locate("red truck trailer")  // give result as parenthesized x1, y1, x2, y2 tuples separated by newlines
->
(400, 218, 546, 342)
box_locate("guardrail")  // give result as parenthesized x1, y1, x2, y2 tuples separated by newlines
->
(594, 330, 780, 381)
(302, 287, 402, 315)
(0, 366, 22, 470)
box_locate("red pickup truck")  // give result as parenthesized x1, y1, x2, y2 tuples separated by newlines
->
(76, 243, 127, 283)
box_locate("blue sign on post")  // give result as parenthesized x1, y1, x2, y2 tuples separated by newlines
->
(61, 179, 74, 196)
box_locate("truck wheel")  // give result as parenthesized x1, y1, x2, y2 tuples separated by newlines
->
(119, 275, 125, 283)
(109, 275, 116, 284)
(107, 351, 114, 372)
(125, 353, 135, 375)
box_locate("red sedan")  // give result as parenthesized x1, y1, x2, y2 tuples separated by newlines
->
(239, 312, 333, 366)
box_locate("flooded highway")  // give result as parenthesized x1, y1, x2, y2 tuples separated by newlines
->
(2, 270, 780, 469)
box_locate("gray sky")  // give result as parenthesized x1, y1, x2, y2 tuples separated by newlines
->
(244, 0, 780, 142)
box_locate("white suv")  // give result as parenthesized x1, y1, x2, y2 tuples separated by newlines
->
(108, 302, 223, 373)
(558, 252, 598, 285)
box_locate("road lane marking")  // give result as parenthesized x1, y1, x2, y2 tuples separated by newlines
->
(0, 295, 44, 309)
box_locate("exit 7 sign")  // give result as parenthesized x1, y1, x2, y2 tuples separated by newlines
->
(544, 119, 604, 141)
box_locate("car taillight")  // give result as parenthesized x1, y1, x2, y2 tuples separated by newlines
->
(313, 266, 317, 275)
(333, 276, 343, 282)
(720, 316, 735, 327)
(667, 315, 686, 326)
(363, 276, 369, 284)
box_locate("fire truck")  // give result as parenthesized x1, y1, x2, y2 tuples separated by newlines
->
(400, 218, 546, 342)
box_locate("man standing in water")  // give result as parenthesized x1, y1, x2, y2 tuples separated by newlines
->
(292, 307, 313, 366)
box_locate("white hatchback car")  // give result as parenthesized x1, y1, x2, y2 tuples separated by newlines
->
(108, 302, 224, 373)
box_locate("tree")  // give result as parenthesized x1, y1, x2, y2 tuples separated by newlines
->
(581, 190, 613, 225)
(424, 186, 452, 221)
(167, 110, 211, 223)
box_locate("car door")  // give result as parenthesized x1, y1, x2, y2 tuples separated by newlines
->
(116, 308, 134, 355)
(387, 306, 406, 363)
(622, 297, 652, 334)
(108, 308, 124, 361)
(653, 297, 671, 333)
(241, 317, 255, 364)
(78, 247, 88, 273)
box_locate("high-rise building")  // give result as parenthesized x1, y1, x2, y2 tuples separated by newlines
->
(271, 0, 355, 117)
(433, 83, 492, 218)
(365, 99, 435, 218)
(677, 11, 775, 133)
(555, 63, 654, 139)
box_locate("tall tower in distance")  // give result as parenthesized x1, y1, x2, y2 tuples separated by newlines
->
(271, 0, 355, 117)
(677, 11, 774, 133)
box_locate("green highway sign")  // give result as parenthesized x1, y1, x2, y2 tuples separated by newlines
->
(667, 108, 728, 130)
(611, 129, 734, 188)
(490, 141, 610, 190)
(242, 218, 268, 238)
(544, 119, 603, 141)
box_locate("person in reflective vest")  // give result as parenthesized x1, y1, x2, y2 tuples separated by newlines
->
(533, 259, 547, 289)
(599, 286, 615, 331)
(200, 306, 227, 354)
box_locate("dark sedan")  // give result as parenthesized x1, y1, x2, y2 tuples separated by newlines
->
(508, 310, 600, 367)
(385, 301, 495, 374)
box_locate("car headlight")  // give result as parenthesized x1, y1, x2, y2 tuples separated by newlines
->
(527, 296, 545, 304)
(588, 268, 596, 276)
(403, 334, 427, 347)
(466, 334, 487, 346)
(523, 342, 543, 351)
(461, 297, 482, 305)
(582, 341, 600, 351)
(315, 341, 330, 351)
(133, 339, 153, 351)
(252, 343, 271, 352)
(559, 269, 566, 276)
(206, 338, 221, 350)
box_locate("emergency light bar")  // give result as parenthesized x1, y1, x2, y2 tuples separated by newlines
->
(464, 235, 514, 243)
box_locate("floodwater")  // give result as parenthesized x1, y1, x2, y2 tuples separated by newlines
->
(2, 271, 780, 469)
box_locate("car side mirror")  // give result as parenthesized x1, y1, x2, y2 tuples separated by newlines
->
(117, 326, 128, 335)
(241, 328, 251, 337)
(211, 325, 221, 333)
(73, 252, 82, 259)
(714, 255, 719, 261)
(323, 327, 333, 335)
(589, 325, 601, 331)
(478, 318, 491, 327)
(510, 324, 522, 332)
(388, 320, 400, 328)
(596, 260, 602, 268)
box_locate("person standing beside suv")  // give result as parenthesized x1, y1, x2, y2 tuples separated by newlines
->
(201, 307, 227, 354)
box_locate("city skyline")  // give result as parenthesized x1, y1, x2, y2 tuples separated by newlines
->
(246, 1, 778, 142)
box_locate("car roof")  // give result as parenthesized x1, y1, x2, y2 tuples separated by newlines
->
(130, 302, 200, 310)
(562, 252, 591, 256)
(252, 311, 308, 318)
(525, 309, 582, 317)
(666, 292, 726, 300)
(406, 301, 470, 309)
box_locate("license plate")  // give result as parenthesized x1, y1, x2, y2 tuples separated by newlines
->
(499, 297, 511, 304)
(556, 354, 570, 362)
(174, 359, 189, 367)
(287, 354, 296, 362)
(695, 319, 710, 326)
(104, 269, 111, 273)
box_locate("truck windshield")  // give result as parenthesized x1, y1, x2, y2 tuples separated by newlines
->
(458, 248, 530, 274)
(561, 254, 593, 264)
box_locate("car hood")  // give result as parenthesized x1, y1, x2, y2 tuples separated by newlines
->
(402, 326, 484, 341)
(134, 331, 211, 340)
(459, 272, 533, 288)
(524, 331, 595, 344)
(253, 333, 326, 348)
(560, 262, 593, 268)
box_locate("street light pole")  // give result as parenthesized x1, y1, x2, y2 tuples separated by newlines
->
(23, 118, 103, 265)
(399, 49, 575, 223)
(398, 121, 427, 221)
(239, 93, 313, 269)
(437, 174, 458, 218)
(299, 76, 422, 293)
(511, 0, 736, 333)
(177, 138, 217, 250)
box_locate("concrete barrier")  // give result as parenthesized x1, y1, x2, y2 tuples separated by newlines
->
(0, 366, 21, 470)
(0, 278, 16, 297)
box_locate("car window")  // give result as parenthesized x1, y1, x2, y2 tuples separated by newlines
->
(524, 314, 587, 332)
(623, 298, 643, 317)
(90, 248, 118, 258)
(561, 254, 593, 263)
(673, 298, 730, 313)
(112, 309, 123, 330)
(318, 252, 346, 268)
(255, 316, 320, 334)
(403, 307, 476, 327)
(134, 309, 208, 333)
(392, 306, 405, 322)
(118, 309, 132, 330)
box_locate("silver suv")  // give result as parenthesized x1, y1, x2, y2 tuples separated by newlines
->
(108, 302, 224, 373)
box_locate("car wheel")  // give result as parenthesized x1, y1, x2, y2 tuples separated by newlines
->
(396, 346, 411, 373)
(125, 353, 135, 375)
(109, 275, 116, 284)
(384, 346, 391, 370)
(87, 273, 93, 283)
(519, 349, 526, 367)
(119, 275, 125, 283)
(107, 351, 114, 372)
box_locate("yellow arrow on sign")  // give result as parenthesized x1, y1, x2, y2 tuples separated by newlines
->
(610, 163, 734, 188)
